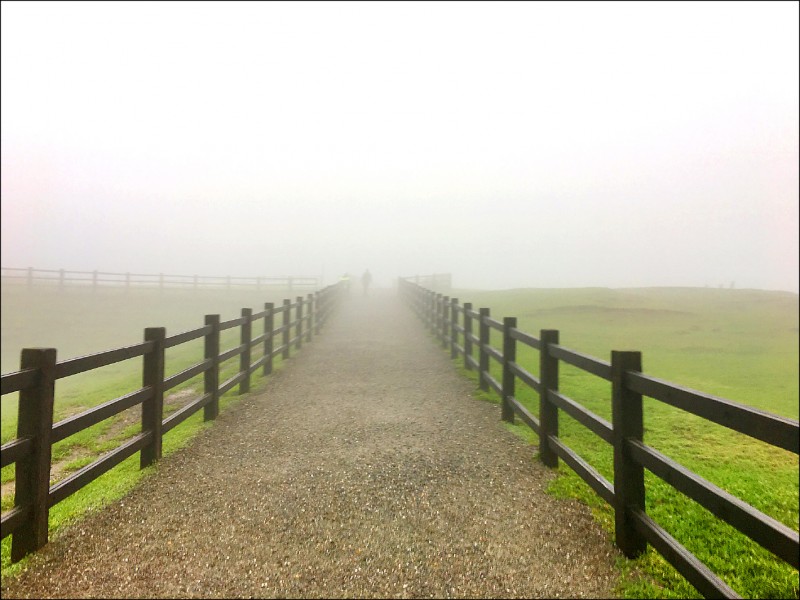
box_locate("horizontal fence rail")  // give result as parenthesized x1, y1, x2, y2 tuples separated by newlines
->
(1, 267, 318, 293)
(0, 281, 344, 562)
(398, 277, 799, 599)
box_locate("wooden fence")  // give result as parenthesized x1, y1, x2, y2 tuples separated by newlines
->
(399, 273, 451, 291)
(1, 267, 318, 294)
(0, 281, 344, 562)
(398, 278, 799, 600)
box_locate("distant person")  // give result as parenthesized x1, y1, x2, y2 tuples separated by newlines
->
(361, 269, 372, 296)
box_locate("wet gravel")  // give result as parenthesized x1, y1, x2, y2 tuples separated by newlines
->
(1, 290, 620, 598)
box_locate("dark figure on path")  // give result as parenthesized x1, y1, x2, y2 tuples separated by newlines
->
(361, 269, 372, 296)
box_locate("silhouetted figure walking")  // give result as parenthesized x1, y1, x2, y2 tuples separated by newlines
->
(361, 269, 372, 296)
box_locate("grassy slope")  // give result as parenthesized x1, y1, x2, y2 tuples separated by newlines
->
(449, 286, 798, 599)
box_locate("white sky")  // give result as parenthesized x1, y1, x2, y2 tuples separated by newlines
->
(2, 1, 798, 291)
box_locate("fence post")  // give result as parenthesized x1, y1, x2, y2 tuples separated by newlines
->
(141, 327, 165, 468)
(479, 308, 490, 392)
(27, 267, 34, 289)
(429, 291, 437, 334)
(288, 276, 293, 297)
(282, 299, 291, 359)
(463, 302, 473, 370)
(11, 348, 56, 562)
(240, 308, 252, 394)
(263, 302, 274, 376)
(441, 296, 450, 348)
(431, 291, 437, 332)
(450, 298, 459, 359)
(611, 350, 647, 558)
(502, 317, 517, 423)
(306, 293, 314, 343)
(296, 296, 303, 350)
(433, 294, 442, 335)
(539, 329, 560, 467)
(314, 292, 321, 335)
(204, 315, 220, 421)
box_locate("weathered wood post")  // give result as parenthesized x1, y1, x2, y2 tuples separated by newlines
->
(296, 296, 304, 350)
(11, 348, 56, 562)
(450, 298, 459, 359)
(314, 292, 322, 335)
(539, 329, 560, 467)
(204, 315, 221, 421)
(432, 290, 437, 330)
(240, 308, 252, 394)
(463, 302, 473, 371)
(306, 293, 314, 342)
(611, 350, 647, 557)
(502, 317, 517, 423)
(441, 296, 450, 348)
(479, 308, 490, 392)
(263, 302, 274, 376)
(433, 293, 441, 335)
(282, 299, 291, 359)
(141, 327, 165, 468)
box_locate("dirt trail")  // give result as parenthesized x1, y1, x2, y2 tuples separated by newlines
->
(2, 290, 619, 598)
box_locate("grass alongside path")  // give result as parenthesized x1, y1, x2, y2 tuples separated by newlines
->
(446, 286, 799, 599)
(2, 291, 619, 598)
(2, 284, 796, 597)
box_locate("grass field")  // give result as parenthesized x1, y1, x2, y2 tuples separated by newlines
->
(446, 286, 798, 599)
(1, 284, 797, 597)
(0, 283, 309, 575)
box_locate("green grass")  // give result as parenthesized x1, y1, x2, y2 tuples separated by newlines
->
(1, 283, 302, 577)
(445, 286, 798, 599)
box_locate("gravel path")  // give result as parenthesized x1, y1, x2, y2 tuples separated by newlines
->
(2, 290, 620, 598)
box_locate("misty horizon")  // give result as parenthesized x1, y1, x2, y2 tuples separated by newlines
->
(2, 2, 798, 294)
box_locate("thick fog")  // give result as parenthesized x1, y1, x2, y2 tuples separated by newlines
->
(1, 2, 798, 292)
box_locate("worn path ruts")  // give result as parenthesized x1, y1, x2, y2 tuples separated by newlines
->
(2, 290, 619, 598)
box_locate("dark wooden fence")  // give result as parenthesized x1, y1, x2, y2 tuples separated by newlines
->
(0, 281, 344, 562)
(399, 278, 799, 600)
(1, 267, 318, 294)
(399, 273, 452, 291)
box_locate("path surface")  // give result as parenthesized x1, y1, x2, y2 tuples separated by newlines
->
(2, 290, 619, 598)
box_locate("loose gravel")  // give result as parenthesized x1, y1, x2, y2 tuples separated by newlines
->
(1, 290, 620, 598)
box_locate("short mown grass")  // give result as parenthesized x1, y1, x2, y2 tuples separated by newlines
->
(1, 284, 301, 577)
(445, 286, 798, 599)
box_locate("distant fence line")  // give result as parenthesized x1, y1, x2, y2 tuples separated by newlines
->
(400, 273, 452, 291)
(0, 281, 345, 562)
(398, 277, 798, 600)
(1, 267, 318, 294)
